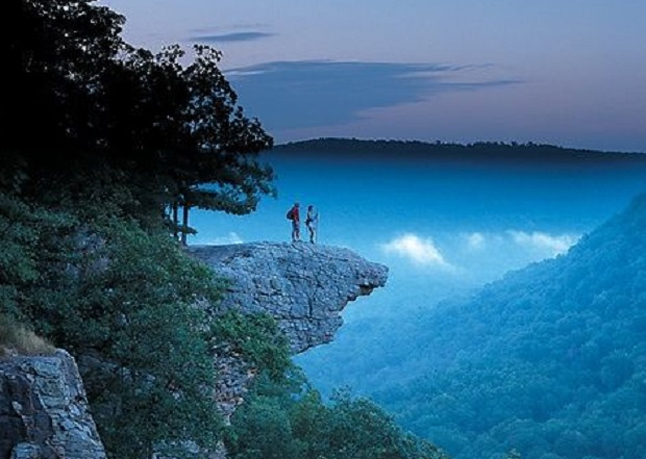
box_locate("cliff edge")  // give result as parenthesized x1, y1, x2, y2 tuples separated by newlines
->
(186, 242, 389, 354)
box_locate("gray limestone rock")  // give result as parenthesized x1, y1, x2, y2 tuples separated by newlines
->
(186, 242, 389, 354)
(0, 350, 106, 459)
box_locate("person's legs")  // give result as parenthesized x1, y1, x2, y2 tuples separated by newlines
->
(292, 221, 300, 242)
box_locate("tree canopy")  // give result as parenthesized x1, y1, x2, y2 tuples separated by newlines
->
(2, 0, 274, 238)
(226, 370, 452, 459)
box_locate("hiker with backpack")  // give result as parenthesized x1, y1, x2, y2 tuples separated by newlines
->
(286, 202, 300, 242)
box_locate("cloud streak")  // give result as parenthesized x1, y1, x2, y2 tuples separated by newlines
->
(202, 232, 244, 246)
(226, 60, 521, 131)
(460, 230, 580, 258)
(465, 232, 486, 250)
(381, 230, 579, 275)
(191, 31, 275, 43)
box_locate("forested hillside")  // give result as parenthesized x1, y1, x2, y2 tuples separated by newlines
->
(333, 193, 646, 459)
(274, 138, 646, 167)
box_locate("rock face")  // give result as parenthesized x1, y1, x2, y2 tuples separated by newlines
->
(186, 242, 389, 353)
(0, 350, 107, 459)
(186, 242, 388, 431)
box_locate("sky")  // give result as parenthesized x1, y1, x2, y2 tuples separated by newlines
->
(99, 0, 646, 153)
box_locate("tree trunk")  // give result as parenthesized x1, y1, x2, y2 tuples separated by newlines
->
(181, 204, 189, 246)
(172, 202, 179, 241)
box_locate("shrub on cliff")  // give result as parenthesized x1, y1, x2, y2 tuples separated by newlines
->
(211, 310, 291, 381)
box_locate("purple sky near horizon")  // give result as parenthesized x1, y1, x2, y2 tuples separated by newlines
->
(100, 0, 646, 153)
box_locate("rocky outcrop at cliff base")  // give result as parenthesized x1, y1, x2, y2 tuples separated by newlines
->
(0, 350, 106, 459)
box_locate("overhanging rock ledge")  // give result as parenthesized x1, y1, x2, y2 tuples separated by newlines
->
(186, 241, 389, 353)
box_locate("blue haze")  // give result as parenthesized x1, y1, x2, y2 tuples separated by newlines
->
(190, 148, 646, 322)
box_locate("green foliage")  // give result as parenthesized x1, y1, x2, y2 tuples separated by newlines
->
(1, 202, 225, 458)
(211, 310, 291, 380)
(82, 223, 226, 458)
(226, 370, 450, 459)
(226, 392, 304, 459)
(0, 190, 78, 320)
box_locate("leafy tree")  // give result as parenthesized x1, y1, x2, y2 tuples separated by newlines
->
(92, 42, 275, 239)
(210, 310, 291, 380)
(0, 189, 76, 318)
(226, 372, 450, 459)
(3, 0, 125, 154)
(226, 395, 303, 459)
(2, 0, 275, 241)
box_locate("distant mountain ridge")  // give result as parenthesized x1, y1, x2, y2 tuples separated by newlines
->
(272, 137, 646, 166)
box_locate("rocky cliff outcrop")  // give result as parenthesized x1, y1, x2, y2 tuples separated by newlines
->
(1, 242, 388, 458)
(0, 350, 106, 459)
(186, 242, 389, 425)
(186, 242, 389, 353)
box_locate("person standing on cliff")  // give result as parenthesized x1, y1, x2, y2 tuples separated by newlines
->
(305, 204, 319, 243)
(287, 202, 300, 242)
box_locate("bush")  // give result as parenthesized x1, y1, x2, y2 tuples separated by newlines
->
(226, 371, 450, 459)
(211, 310, 291, 381)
